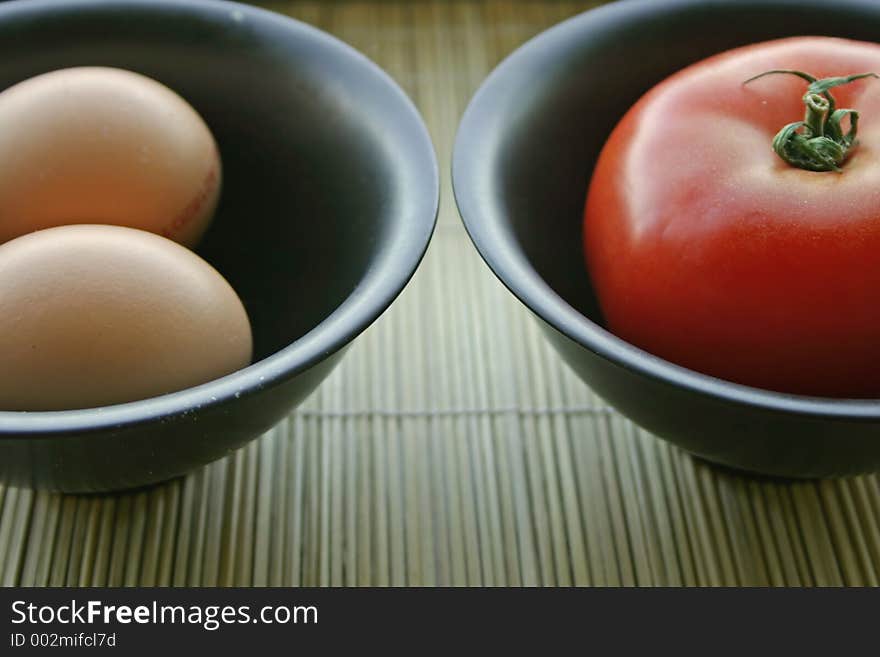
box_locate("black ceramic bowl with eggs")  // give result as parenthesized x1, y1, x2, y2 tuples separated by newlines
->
(453, 0, 880, 478)
(0, 0, 438, 492)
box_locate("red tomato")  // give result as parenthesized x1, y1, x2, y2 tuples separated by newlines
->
(584, 36, 880, 398)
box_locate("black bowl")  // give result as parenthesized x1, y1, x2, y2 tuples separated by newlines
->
(453, 0, 880, 478)
(0, 0, 438, 492)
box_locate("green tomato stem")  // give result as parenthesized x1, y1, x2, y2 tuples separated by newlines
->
(743, 69, 879, 172)
(803, 93, 829, 137)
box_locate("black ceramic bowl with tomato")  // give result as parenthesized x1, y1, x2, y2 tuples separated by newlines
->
(453, 0, 880, 478)
(0, 0, 438, 492)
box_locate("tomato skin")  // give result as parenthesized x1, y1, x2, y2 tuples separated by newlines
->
(584, 37, 880, 398)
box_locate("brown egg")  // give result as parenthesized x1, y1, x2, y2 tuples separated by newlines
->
(0, 225, 252, 411)
(0, 67, 220, 247)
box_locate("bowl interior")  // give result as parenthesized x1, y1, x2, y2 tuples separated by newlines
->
(0, 0, 435, 365)
(456, 0, 880, 399)
(460, 0, 880, 336)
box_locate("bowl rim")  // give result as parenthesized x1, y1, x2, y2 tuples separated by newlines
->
(0, 0, 439, 435)
(452, 0, 880, 421)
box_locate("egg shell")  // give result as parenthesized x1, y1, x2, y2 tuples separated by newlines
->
(0, 225, 252, 411)
(0, 67, 221, 247)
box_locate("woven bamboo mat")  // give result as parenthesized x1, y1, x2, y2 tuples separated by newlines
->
(2, 0, 880, 587)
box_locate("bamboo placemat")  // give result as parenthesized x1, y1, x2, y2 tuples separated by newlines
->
(2, 0, 879, 587)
